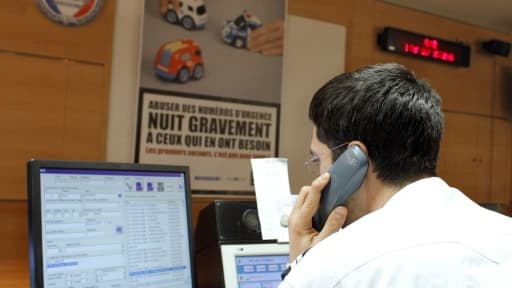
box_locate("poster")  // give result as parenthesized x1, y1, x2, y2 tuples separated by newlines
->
(136, 0, 285, 192)
(136, 90, 279, 192)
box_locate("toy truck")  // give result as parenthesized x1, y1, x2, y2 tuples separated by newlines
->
(221, 11, 262, 48)
(154, 39, 205, 83)
(160, 0, 207, 30)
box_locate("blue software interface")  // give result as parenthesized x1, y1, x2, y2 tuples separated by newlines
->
(236, 254, 289, 288)
(39, 168, 192, 288)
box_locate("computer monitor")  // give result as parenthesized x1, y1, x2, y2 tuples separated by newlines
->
(220, 243, 289, 288)
(27, 159, 196, 288)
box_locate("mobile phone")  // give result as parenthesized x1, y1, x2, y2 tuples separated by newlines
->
(312, 144, 368, 231)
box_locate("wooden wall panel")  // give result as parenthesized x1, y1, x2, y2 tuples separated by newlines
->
(289, 0, 356, 26)
(0, 200, 29, 287)
(491, 119, 511, 204)
(0, 0, 115, 64)
(344, 1, 376, 70)
(0, 201, 28, 259)
(62, 63, 108, 160)
(494, 61, 512, 118)
(437, 112, 492, 202)
(0, 54, 107, 200)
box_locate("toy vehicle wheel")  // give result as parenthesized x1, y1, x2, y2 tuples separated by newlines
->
(166, 10, 178, 24)
(192, 64, 204, 79)
(234, 37, 246, 48)
(182, 16, 196, 30)
(178, 68, 190, 83)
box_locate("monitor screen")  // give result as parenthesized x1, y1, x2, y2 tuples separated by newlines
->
(221, 243, 289, 288)
(27, 160, 195, 288)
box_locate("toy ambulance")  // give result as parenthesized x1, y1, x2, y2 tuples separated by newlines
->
(154, 39, 205, 83)
(221, 11, 262, 48)
(160, 0, 207, 30)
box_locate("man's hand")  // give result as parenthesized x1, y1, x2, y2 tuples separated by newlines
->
(288, 173, 348, 260)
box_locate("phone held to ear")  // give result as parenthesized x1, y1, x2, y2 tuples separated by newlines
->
(312, 145, 369, 231)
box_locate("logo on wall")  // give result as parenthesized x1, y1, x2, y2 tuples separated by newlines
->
(36, 0, 105, 26)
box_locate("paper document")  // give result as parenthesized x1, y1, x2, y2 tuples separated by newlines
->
(250, 158, 296, 242)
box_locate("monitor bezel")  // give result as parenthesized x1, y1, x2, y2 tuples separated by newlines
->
(220, 242, 290, 287)
(27, 159, 196, 288)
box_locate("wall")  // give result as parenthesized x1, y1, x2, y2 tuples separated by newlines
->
(279, 16, 346, 193)
(0, 0, 116, 285)
(0, 1, 115, 200)
(289, 0, 512, 206)
(106, 0, 144, 163)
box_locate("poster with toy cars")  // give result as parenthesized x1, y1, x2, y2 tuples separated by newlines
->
(136, 0, 285, 193)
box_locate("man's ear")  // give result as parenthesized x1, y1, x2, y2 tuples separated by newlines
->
(348, 140, 369, 158)
(348, 141, 375, 182)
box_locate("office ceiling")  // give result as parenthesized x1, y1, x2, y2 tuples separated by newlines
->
(382, 0, 512, 35)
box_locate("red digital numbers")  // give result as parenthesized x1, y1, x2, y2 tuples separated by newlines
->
(423, 38, 438, 49)
(404, 37, 455, 63)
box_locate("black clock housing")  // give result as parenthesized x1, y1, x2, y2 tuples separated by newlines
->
(378, 27, 471, 67)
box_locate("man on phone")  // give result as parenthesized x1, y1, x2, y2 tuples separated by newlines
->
(280, 63, 512, 287)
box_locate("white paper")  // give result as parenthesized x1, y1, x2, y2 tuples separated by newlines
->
(250, 158, 294, 242)
(276, 194, 297, 242)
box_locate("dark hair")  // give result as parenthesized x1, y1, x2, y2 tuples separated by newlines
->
(309, 63, 444, 185)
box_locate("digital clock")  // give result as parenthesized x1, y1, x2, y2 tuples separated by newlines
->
(378, 27, 471, 67)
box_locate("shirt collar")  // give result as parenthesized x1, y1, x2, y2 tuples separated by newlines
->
(383, 177, 449, 209)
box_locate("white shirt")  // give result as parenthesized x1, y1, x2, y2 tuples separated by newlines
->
(280, 177, 512, 287)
